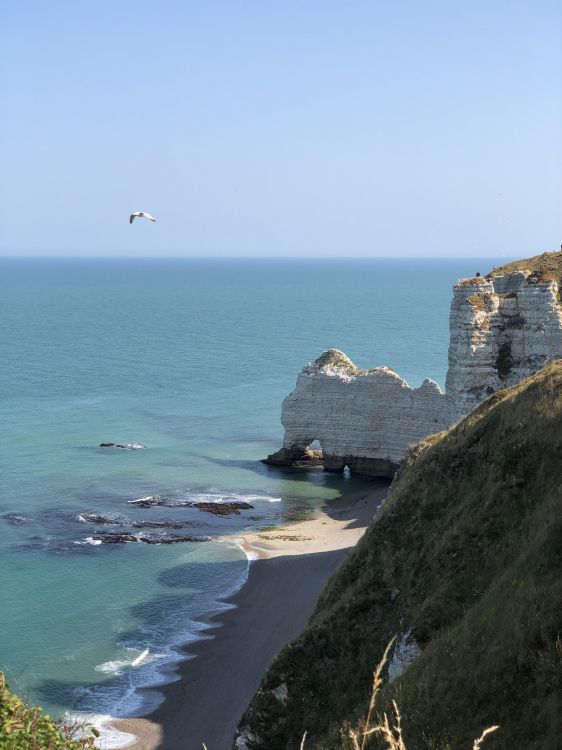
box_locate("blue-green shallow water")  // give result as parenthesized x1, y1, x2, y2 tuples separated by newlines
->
(0, 258, 506, 729)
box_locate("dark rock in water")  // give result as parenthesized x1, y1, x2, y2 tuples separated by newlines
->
(86, 531, 209, 545)
(2, 513, 32, 525)
(127, 496, 253, 514)
(193, 501, 253, 516)
(127, 496, 164, 507)
(131, 520, 186, 529)
(76, 513, 122, 525)
(95, 532, 138, 544)
(75, 513, 190, 530)
(140, 533, 210, 544)
(263, 447, 324, 468)
(20, 536, 74, 555)
(99, 443, 145, 450)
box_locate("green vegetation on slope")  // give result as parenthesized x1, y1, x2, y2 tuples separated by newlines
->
(0, 674, 98, 750)
(488, 249, 562, 282)
(239, 361, 562, 750)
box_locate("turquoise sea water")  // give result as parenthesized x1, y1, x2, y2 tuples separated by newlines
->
(0, 258, 504, 733)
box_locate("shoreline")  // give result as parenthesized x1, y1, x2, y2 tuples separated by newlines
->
(112, 480, 389, 750)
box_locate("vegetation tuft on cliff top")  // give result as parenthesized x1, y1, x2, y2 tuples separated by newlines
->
(457, 276, 488, 287)
(238, 360, 562, 750)
(314, 349, 358, 371)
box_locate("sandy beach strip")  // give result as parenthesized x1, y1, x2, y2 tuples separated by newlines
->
(112, 480, 389, 750)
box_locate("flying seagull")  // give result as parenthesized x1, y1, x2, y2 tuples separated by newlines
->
(129, 211, 156, 224)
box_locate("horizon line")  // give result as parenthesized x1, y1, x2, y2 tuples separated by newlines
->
(0, 254, 520, 261)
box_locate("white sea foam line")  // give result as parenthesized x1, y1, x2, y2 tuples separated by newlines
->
(127, 495, 159, 504)
(236, 494, 282, 503)
(97, 718, 137, 749)
(94, 648, 166, 677)
(76, 531, 254, 734)
(94, 659, 131, 676)
(190, 494, 282, 505)
(75, 537, 103, 546)
(64, 712, 137, 750)
(225, 537, 259, 566)
(128, 491, 281, 505)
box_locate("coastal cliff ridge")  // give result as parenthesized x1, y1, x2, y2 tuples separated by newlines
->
(266, 250, 562, 477)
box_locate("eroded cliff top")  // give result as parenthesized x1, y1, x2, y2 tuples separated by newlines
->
(310, 349, 415, 385)
(487, 249, 562, 282)
(312, 348, 358, 371)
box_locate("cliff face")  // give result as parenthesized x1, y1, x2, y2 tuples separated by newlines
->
(273, 349, 450, 477)
(267, 251, 562, 476)
(446, 272, 562, 416)
(239, 361, 562, 750)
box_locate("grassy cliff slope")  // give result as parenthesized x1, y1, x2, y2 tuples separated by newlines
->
(238, 361, 562, 750)
(488, 249, 562, 282)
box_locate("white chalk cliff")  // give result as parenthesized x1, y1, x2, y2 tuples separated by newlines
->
(446, 272, 562, 417)
(266, 252, 562, 476)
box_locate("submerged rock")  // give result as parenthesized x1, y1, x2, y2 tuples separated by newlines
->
(140, 533, 210, 544)
(75, 513, 189, 529)
(127, 496, 253, 514)
(192, 501, 253, 516)
(127, 496, 163, 507)
(82, 531, 209, 545)
(2, 513, 32, 525)
(75, 513, 122, 525)
(99, 442, 145, 450)
(131, 520, 187, 529)
(93, 532, 138, 544)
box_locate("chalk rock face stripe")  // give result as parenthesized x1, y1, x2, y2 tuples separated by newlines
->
(268, 349, 452, 478)
(446, 274, 562, 416)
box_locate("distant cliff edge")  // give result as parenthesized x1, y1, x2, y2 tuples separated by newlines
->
(265, 250, 562, 476)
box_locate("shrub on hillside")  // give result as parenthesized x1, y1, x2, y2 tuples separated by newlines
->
(0, 673, 99, 750)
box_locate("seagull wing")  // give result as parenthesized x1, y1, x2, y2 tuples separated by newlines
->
(129, 211, 156, 224)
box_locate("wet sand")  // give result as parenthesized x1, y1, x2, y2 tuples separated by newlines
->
(113, 480, 389, 750)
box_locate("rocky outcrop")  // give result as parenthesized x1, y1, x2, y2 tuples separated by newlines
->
(99, 442, 145, 450)
(265, 350, 451, 478)
(267, 251, 562, 477)
(127, 496, 254, 514)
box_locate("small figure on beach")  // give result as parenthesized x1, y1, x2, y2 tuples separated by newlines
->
(475, 272, 481, 277)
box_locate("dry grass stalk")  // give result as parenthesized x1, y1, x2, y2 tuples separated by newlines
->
(360, 636, 397, 750)
(472, 725, 500, 750)
(363, 699, 405, 750)
(350, 640, 499, 750)
(279, 641, 499, 750)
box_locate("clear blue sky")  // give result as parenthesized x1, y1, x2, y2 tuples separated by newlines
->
(1, 1, 560, 257)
